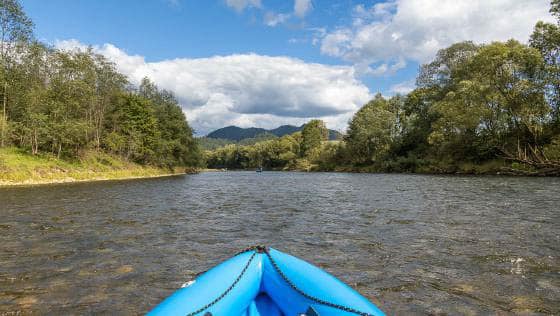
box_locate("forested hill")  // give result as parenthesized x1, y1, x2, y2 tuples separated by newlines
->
(0, 0, 202, 169)
(207, 125, 342, 141)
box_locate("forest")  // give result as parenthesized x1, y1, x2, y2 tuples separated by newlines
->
(206, 1, 560, 175)
(0, 0, 201, 169)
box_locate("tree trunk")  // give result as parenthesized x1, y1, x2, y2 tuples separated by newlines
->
(1, 81, 6, 147)
(95, 115, 101, 150)
(32, 128, 38, 155)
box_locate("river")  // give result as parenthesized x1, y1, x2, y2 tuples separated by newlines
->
(0, 172, 559, 314)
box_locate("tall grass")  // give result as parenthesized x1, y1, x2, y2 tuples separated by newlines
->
(0, 147, 183, 185)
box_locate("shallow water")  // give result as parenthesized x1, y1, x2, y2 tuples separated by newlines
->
(0, 172, 559, 314)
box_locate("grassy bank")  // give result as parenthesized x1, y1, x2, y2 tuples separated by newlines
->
(0, 147, 187, 186)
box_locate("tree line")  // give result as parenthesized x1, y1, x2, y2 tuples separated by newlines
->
(0, 0, 201, 167)
(207, 1, 560, 175)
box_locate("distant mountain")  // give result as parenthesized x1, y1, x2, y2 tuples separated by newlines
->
(197, 133, 278, 150)
(269, 125, 301, 137)
(206, 125, 342, 141)
(327, 129, 343, 141)
(206, 126, 267, 141)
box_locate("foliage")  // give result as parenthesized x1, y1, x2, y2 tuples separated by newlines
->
(0, 1, 201, 168)
(345, 94, 401, 165)
(530, 19, 560, 129)
(0, 0, 34, 147)
(301, 119, 328, 157)
(427, 40, 548, 161)
(197, 137, 236, 151)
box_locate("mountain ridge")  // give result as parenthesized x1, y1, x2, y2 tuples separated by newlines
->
(206, 124, 342, 141)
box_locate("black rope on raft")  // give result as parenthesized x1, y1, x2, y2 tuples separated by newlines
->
(187, 245, 373, 316)
(238, 245, 373, 316)
(185, 250, 257, 316)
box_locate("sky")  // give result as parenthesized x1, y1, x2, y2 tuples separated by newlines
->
(21, 0, 554, 135)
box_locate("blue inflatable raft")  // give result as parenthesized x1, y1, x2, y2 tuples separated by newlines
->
(148, 246, 385, 316)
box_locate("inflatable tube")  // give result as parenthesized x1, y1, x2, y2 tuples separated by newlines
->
(148, 246, 385, 316)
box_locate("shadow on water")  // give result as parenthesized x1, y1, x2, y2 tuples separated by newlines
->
(0, 172, 559, 314)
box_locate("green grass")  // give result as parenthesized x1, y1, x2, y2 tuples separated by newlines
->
(0, 147, 182, 185)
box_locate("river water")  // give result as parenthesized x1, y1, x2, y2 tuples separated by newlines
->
(0, 172, 559, 314)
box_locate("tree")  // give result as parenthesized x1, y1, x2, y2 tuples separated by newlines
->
(530, 14, 560, 128)
(551, 0, 560, 22)
(10, 42, 50, 154)
(138, 77, 201, 167)
(417, 41, 479, 90)
(91, 52, 127, 150)
(428, 40, 548, 162)
(345, 94, 399, 164)
(0, 0, 33, 147)
(301, 119, 328, 157)
(106, 94, 160, 164)
(391, 88, 437, 160)
(46, 50, 98, 157)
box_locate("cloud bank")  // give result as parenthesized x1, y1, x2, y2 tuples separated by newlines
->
(56, 40, 371, 135)
(320, 0, 554, 73)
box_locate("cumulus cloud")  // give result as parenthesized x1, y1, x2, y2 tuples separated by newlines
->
(225, 0, 261, 12)
(56, 40, 371, 135)
(320, 0, 554, 73)
(294, 0, 313, 18)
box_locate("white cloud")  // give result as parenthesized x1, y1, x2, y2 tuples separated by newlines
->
(320, 0, 554, 73)
(390, 79, 415, 94)
(294, 0, 312, 18)
(56, 40, 371, 135)
(264, 12, 290, 27)
(263, 0, 314, 27)
(225, 0, 261, 12)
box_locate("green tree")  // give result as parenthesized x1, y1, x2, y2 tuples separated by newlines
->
(45, 50, 98, 157)
(530, 6, 560, 128)
(0, 0, 33, 147)
(138, 77, 201, 167)
(106, 94, 160, 164)
(91, 52, 127, 150)
(417, 41, 479, 90)
(301, 119, 328, 157)
(345, 94, 399, 164)
(551, 0, 559, 21)
(428, 40, 548, 162)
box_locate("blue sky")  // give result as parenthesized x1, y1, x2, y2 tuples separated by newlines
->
(22, 1, 352, 62)
(20, 0, 553, 134)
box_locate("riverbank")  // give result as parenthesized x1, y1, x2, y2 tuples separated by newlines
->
(0, 147, 189, 186)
